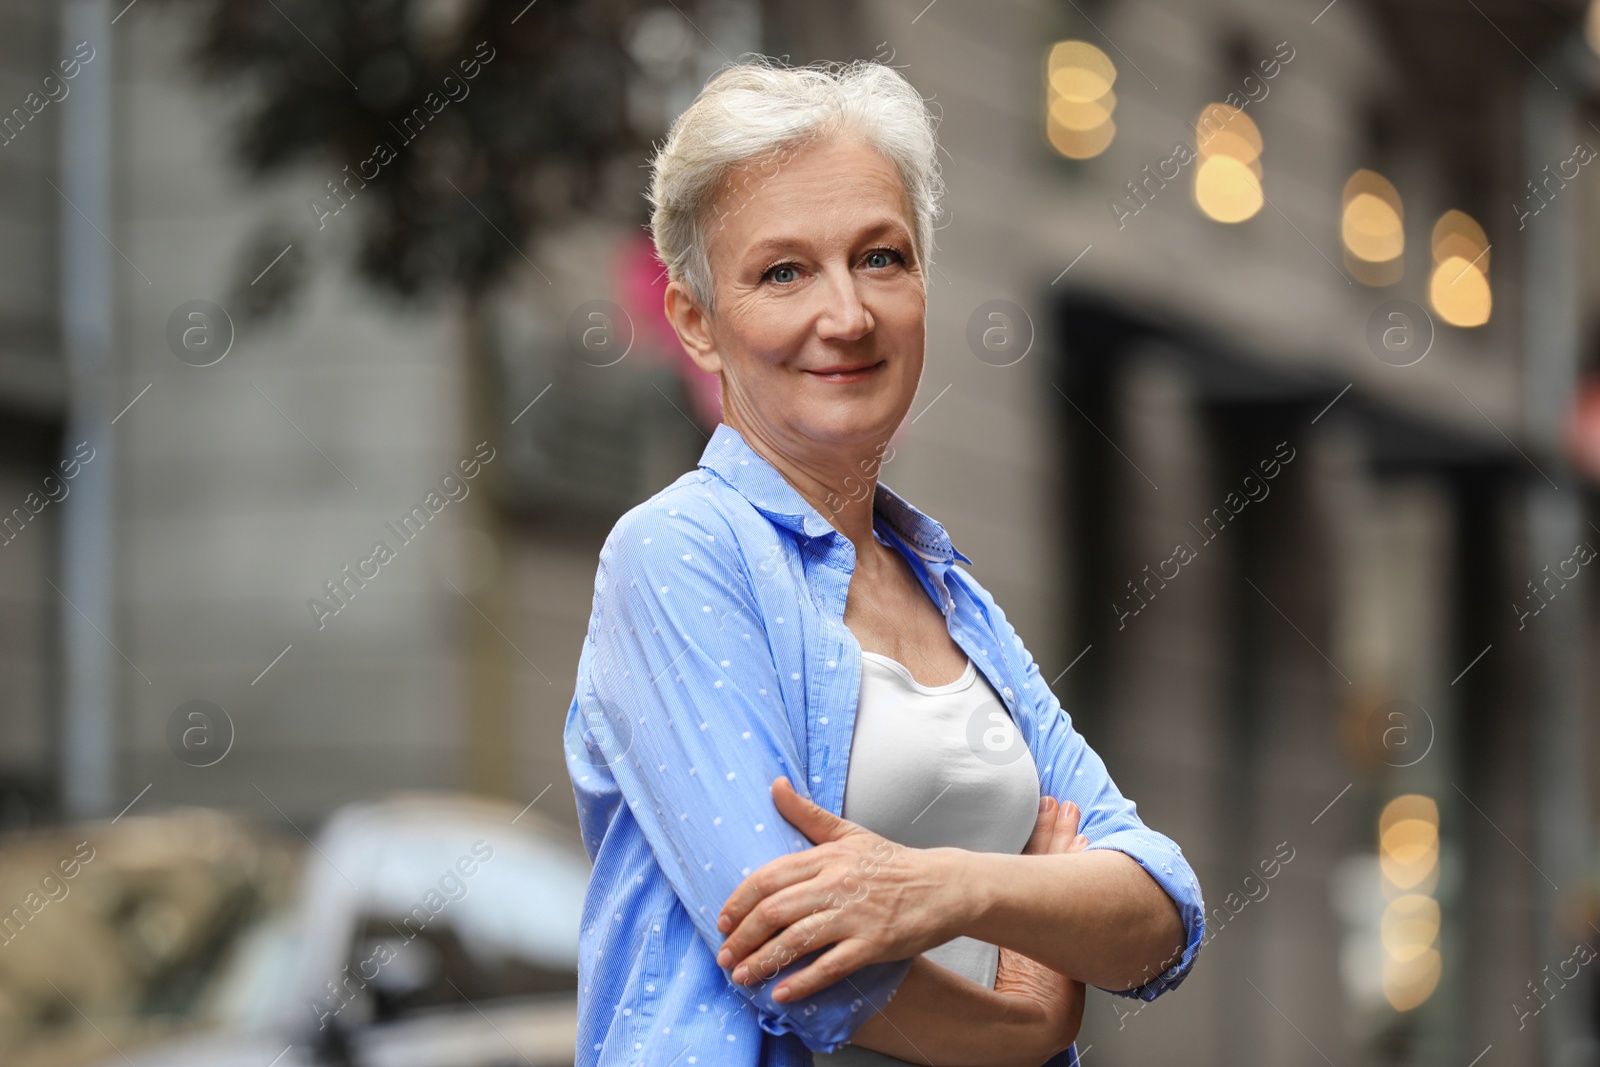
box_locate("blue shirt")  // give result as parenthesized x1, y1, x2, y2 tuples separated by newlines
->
(564, 423, 1205, 1066)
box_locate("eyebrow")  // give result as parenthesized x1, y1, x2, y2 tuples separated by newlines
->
(738, 218, 914, 262)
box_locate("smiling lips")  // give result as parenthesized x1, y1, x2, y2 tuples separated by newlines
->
(803, 360, 885, 382)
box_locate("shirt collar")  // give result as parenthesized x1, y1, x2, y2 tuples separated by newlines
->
(697, 422, 973, 565)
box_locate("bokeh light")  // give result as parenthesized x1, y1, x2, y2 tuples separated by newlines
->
(1384, 946, 1443, 1011)
(1379, 819, 1440, 891)
(1194, 103, 1263, 223)
(1342, 169, 1404, 286)
(1377, 795, 1442, 1010)
(1432, 210, 1490, 267)
(1429, 209, 1491, 326)
(1046, 40, 1117, 159)
(1380, 894, 1440, 963)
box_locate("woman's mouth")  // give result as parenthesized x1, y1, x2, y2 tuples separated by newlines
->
(803, 360, 885, 383)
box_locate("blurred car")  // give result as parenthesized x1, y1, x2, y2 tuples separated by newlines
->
(0, 793, 587, 1067)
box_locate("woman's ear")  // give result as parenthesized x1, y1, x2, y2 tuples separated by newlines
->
(664, 280, 722, 375)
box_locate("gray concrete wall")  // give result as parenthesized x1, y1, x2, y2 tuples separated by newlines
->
(114, 6, 472, 820)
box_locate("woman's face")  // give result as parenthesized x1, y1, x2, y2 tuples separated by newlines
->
(666, 137, 926, 459)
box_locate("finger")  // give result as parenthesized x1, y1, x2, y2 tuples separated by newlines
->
(1057, 800, 1092, 854)
(718, 849, 827, 935)
(1051, 800, 1081, 853)
(772, 775, 855, 846)
(1022, 796, 1058, 856)
(770, 937, 874, 1003)
(720, 880, 839, 973)
(1035, 799, 1076, 854)
(730, 904, 845, 987)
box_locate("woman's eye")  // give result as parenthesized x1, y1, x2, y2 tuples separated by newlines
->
(765, 264, 800, 284)
(864, 249, 903, 269)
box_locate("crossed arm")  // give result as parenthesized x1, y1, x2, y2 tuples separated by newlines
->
(842, 957, 1071, 1066)
(837, 796, 1093, 1065)
(716, 779, 1187, 1063)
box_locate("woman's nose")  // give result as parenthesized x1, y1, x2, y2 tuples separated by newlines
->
(815, 274, 874, 340)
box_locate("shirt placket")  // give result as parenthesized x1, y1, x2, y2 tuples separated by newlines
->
(943, 585, 1027, 738)
(793, 534, 853, 820)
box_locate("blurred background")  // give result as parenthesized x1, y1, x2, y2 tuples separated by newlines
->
(1, 0, 1599, 1064)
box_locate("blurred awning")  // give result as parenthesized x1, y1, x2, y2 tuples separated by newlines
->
(1054, 289, 1541, 478)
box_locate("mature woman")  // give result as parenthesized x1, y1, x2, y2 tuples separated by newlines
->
(563, 59, 1204, 1066)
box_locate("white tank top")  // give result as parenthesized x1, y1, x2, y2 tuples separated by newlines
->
(813, 649, 1041, 1064)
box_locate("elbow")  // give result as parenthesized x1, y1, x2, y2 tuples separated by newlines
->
(1103, 861, 1205, 1000)
(733, 955, 913, 1053)
(719, 970, 846, 1052)
(742, 991, 860, 1055)
(1115, 896, 1204, 1000)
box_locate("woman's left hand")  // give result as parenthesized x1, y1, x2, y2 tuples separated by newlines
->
(715, 776, 961, 1003)
(994, 796, 1088, 1055)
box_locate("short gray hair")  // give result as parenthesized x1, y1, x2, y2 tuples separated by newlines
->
(647, 57, 943, 312)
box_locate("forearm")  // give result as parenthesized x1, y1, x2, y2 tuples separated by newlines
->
(942, 847, 1186, 991)
(845, 955, 1065, 1066)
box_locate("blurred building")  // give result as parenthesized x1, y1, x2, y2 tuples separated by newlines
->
(0, 0, 74, 827)
(2, 1, 1599, 1066)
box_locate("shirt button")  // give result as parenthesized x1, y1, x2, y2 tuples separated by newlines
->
(1003, 687, 1014, 701)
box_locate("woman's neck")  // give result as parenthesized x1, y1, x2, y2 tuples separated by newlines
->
(723, 416, 889, 564)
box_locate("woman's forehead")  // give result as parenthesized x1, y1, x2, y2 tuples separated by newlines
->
(708, 140, 914, 254)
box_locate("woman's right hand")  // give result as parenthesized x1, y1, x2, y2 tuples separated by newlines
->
(992, 797, 1089, 1058)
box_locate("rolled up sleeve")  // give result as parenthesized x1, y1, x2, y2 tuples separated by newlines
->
(576, 499, 912, 1051)
(957, 572, 1205, 1001)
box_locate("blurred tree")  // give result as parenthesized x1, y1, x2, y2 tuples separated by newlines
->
(179, 0, 687, 799)
(188, 0, 654, 307)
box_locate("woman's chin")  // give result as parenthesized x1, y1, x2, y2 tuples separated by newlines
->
(791, 406, 902, 447)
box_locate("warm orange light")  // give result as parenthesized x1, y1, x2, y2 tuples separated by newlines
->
(1045, 41, 1117, 160)
(1196, 104, 1262, 159)
(1342, 172, 1403, 260)
(1379, 827, 1439, 891)
(1380, 793, 1438, 831)
(1432, 210, 1489, 267)
(1380, 818, 1438, 863)
(1193, 104, 1263, 223)
(1381, 894, 1440, 963)
(1377, 795, 1442, 1010)
(1048, 41, 1116, 100)
(1341, 170, 1404, 286)
(1430, 258, 1492, 327)
(1194, 156, 1263, 222)
(1049, 90, 1116, 131)
(1346, 195, 1403, 257)
(1429, 210, 1491, 326)
(1047, 116, 1117, 159)
(1383, 946, 1442, 1011)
